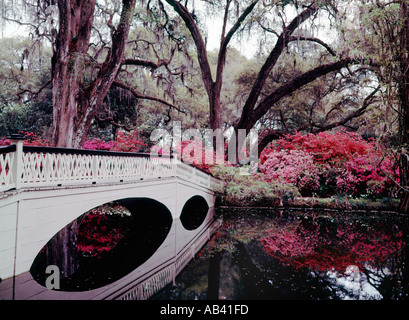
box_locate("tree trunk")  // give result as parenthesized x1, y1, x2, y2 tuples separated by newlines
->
(46, 0, 137, 284)
(165, 0, 256, 155)
(51, 1, 95, 147)
(400, 191, 409, 214)
(207, 251, 221, 300)
(51, 0, 136, 148)
(398, 0, 409, 214)
(399, 151, 409, 213)
(45, 217, 81, 282)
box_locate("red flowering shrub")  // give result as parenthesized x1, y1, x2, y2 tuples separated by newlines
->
(19, 131, 51, 146)
(0, 131, 50, 146)
(83, 138, 114, 150)
(260, 131, 398, 197)
(263, 131, 372, 164)
(111, 131, 146, 152)
(175, 140, 227, 173)
(1, 130, 146, 151)
(0, 137, 10, 146)
(151, 139, 228, 173)
(259, 149, 320, 196)
(84, 130, 146, 152)
(77, 203, 131, 257)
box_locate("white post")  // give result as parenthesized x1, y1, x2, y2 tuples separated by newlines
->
(92, 155, 99, 183)
(9, 134, 24, 190)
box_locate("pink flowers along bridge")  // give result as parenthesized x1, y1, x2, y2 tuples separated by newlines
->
(0, 135, 222, 300)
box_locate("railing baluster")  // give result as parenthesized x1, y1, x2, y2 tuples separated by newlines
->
(0, 146, 16, 191)
(10, 135, 24, 189)
(0, 142, 221, 192)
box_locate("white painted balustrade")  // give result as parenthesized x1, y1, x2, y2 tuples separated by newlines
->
(0, 145, 16, 192)
(0, 138, 221, 193)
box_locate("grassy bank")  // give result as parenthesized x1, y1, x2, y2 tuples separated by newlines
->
(288, 196, 400, 211)
(215, 196, 400, 214)
(210, 165, 400, 214)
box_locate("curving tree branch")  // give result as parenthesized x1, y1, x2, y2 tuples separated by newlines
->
(237, 5, 320, 132)
(288, 35, 337, 56)
(18, 79, 52, 100)
(112, 80, 186, 114)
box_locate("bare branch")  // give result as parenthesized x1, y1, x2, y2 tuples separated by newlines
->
(95, 115, 137, 132)
(18, 79, 52, 100)
(252, 59, 356, 127)
(112, 80, 186, 114)
(257, 19, 280, 37)
(121, 58, 162, 69)
(312, 86, 380, 132)
(165, 0, 213, 94)
(288, 36, 336, 56)
(222, 1, 259, 51)
(216, 1, 259, 85)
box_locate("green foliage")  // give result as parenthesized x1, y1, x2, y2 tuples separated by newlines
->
(0, 103, 27, 136)
(210, 164, 299, 207)
(0, 37, 53, 138)
(290, 195, 399, 211)
(0, 100, 52, 137)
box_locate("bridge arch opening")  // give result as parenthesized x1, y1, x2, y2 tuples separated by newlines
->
(30, 198, 173, 292)
(180, 195, 209, 231)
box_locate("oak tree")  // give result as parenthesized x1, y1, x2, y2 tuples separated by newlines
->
(160, 0, 371, 157)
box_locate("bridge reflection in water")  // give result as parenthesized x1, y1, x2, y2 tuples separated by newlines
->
(117, 216, 222, 300)
(0, 138, 221, 300)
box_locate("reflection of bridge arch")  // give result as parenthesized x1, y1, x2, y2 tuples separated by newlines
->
(30, 197, 175, 292)
(0, 141, 221, 300)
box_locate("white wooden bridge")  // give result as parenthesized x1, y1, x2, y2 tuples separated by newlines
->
(0, 136, 221, 300)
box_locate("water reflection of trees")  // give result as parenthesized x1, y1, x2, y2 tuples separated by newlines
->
(205, 210, 409, 300)
(365, 218, 409, 299)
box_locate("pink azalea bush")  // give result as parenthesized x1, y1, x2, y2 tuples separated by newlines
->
(1, 130, 146, 152)
(83, 138, 114, 150)
(0, 131, 50, 146)
(175, 140, 228, 173)
(259, 148, 320, 196)
(260, 130, 398, 198)
(151, 139, 228, 173)
(83, 131, 146, 152)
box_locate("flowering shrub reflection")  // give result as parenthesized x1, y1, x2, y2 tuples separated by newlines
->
(205, 210, 406, 277)
(77, 202, 132, 257)
(260, 214, 405, 275)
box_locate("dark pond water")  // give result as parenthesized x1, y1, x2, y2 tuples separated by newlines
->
(152, 208, 409, 300)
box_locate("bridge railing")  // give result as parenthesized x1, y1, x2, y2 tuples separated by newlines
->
(0, 144, 17, 192)
(0, 137, 221, 192)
